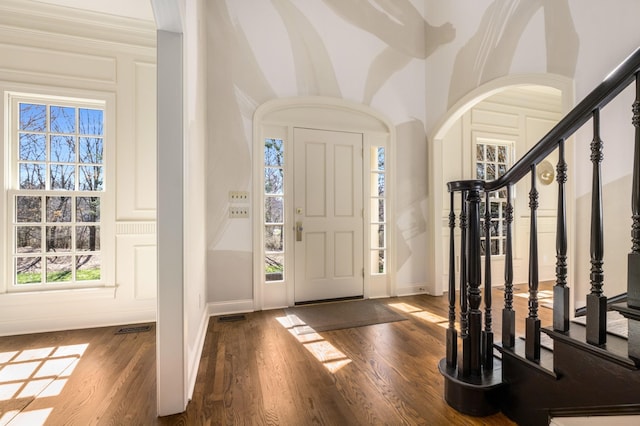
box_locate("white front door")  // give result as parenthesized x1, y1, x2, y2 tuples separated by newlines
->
(293, 128, 364, 303)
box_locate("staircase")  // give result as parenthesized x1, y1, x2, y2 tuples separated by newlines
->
(439, 47, 640, 426)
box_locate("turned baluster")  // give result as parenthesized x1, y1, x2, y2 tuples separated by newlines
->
(502, 185, 515, 349)
(446, 191, 457, 368)
(526, 165, 541, 362)
(483, 191, 494, 369)
(587, 109, 607, 346)
(467, 188, 483, 375)
(554, 139, 570, 332)
(460, 190, 470, 376)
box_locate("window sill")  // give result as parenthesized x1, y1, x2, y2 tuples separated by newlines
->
(0, 286, 117, 306)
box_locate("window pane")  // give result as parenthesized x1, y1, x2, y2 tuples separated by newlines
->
(265, 253, 284, 281)
(76, 226, 100, 251)
(490, 239, 499, 255)
(76, 197, 100, 222)
(376, 173, 385, 197)
(265, 197, 283, 223)
(376, 147, 385, 170)
(76, 254, 100, 280)
(19, 164, 46, 189)
(264, 139, 284, 167)
(79, 137, 103, 163)
(476, 144, 484, 161)
(486, 145, 496, 162)
(498, 164, 507, 177)
(46, 226, 72, 252)
(371, 224, 385, 249)
(16, 196, 42, 222)
(498, 146, 507, 163)
(19, 103, 46, 132)
(46, 197, 72, 222)
(50, 164, 75, 190)
(20, 133, 46, 161)
(480, 239, 486, 256)
(16, 226, 41, 253)
(79, 109, 104, 136)
(265, 225, 284, 252)
(50, 106, 76, 134)
(16, 257, 42, 284)
(78, 166, 103, 191)
(371, 250, 385, 274)
(486, 164, 496, 180)
(50, 136, 75, 162)
(476, 163, 485, 180)
(265, 168, 283, 195)
(371, 198, 385, 222)
(46, 256, 73, 282)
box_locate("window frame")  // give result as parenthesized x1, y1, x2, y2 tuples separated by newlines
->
(474, 138, 514, 257)
(4, 91, 115, 293)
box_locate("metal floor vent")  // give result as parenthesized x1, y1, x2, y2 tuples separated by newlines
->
(218, 314, 246, 323)
(115, 325, 152, 334)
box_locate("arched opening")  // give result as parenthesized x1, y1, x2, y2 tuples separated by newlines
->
(428, 74, 574, 296)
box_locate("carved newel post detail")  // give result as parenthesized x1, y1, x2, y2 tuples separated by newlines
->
(467, 188, 483, 375)
(587, 109, 607, 346)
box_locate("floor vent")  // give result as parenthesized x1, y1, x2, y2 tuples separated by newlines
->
(218, 314, 246, 322)
(115, 325, 152, 334)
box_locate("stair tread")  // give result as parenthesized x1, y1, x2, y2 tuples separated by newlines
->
(544, 323, 639, 369)
(495, 339, 556, 378)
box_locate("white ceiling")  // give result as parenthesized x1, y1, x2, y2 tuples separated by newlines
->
(30, 0, 155, 21)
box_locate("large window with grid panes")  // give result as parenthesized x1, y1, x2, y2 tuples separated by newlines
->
(475, 140, 513, 256)
(7, 93, 107, 290)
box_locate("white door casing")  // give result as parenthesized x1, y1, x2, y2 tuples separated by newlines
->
(253, 97, 396, 309)
(293, 128, 363, 303)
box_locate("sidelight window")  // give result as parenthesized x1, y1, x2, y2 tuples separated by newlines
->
(264, 138, 285, 281)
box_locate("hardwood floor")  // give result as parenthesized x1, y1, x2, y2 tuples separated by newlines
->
(0, 284, 552, 425)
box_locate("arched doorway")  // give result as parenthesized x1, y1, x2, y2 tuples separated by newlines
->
(428, 74, 574, 296)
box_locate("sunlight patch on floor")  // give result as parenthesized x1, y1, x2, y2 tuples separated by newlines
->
(0, 343, 89, 425)
(387, 303, 450, 328)
(276, 315, 352, 373)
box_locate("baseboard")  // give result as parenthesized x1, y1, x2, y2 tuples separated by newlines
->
(0, 307, 156, 337)
(187, 307, 209, 400)
(396, 284, 433, 297)
(208, 299, 255, 317)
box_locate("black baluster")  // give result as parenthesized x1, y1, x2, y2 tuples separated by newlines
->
(502, 185, 515, 349)
(554, 140, 570, 332)
(629, 72, 640, 309)
(467, 188, 483, 375)
(526, 165, 541, 362)
(587, 109, 607, 346)
(460, 191, 470, 376)
(446, 191, 457, 368)
(483, 191, 494, 369)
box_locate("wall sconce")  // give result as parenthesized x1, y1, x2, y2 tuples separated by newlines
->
(537, 160, 555, 185)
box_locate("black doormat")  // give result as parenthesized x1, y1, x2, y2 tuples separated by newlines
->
(284, 299, 406, 334)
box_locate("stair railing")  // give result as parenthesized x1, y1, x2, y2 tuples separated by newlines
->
(444, 46, 640, 384)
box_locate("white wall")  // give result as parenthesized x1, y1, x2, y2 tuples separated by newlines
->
(0, 0, 157, 335)
(205, 0, 442, 305)
(426, 0, 640, 300)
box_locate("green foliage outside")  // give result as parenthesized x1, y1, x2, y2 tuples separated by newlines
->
(17, 268, 100, 284)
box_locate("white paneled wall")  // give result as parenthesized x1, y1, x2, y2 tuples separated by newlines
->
(0, 0, 157, 335)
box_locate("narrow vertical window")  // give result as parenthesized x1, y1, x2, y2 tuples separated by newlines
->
(264, 138, 284, 281)
(370, 147, 386, 274)
(11, 98, 104, 287)
(476, 141, 512, 256)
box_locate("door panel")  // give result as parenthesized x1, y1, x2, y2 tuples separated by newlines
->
(294, 128, 363, 303)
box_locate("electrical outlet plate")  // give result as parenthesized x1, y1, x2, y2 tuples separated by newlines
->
(229, 206, 249, 218)
(229, 191, 249, 202)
